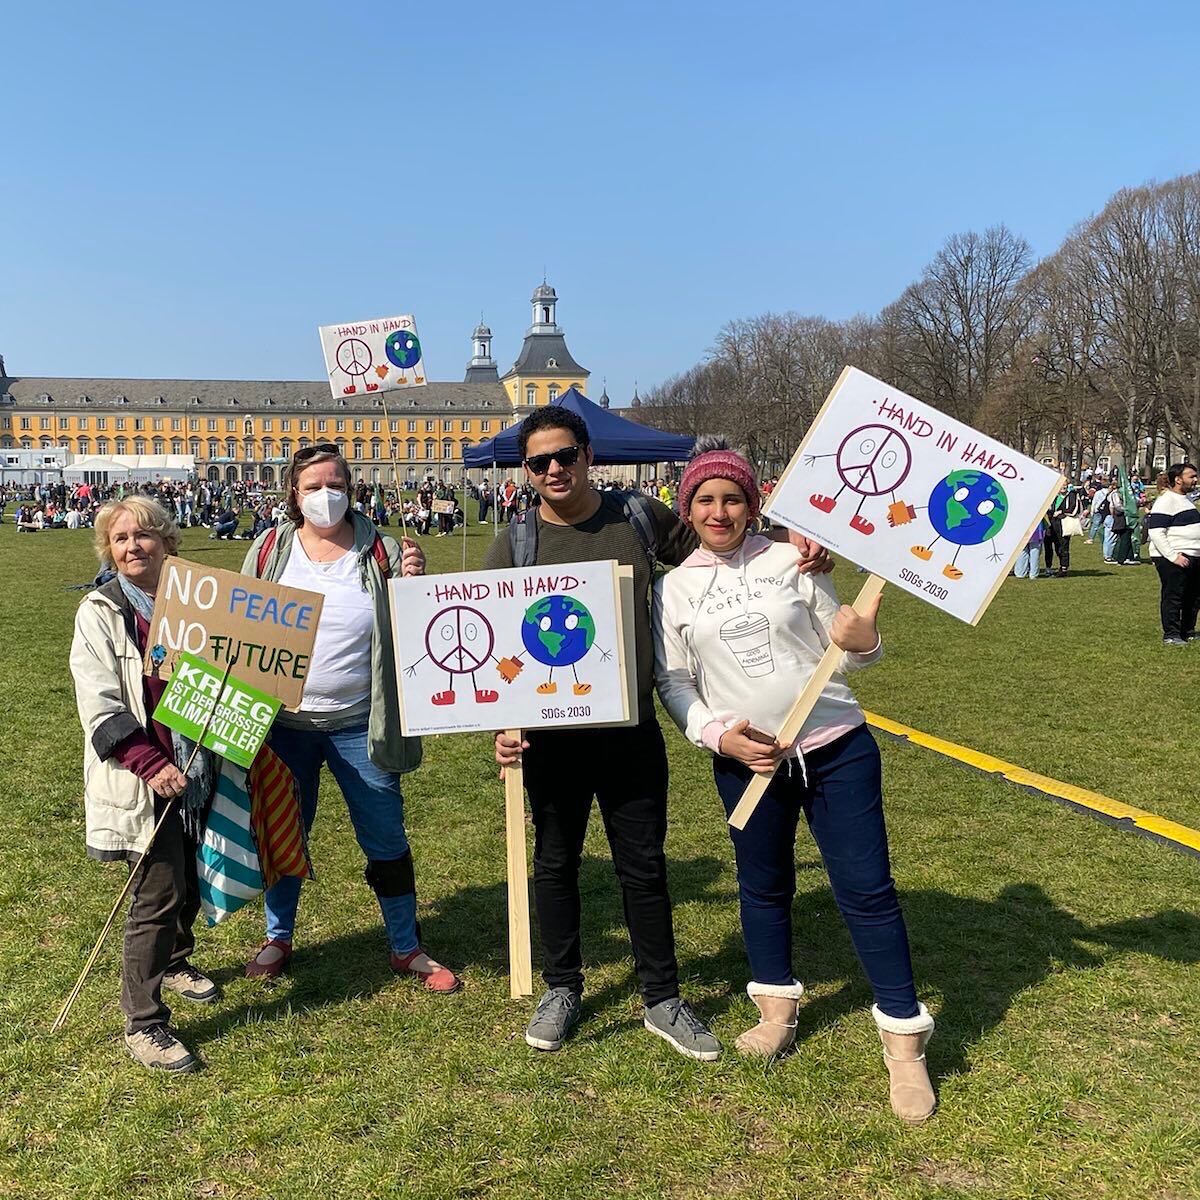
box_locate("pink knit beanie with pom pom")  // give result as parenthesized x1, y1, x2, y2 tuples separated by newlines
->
(677, 437, 761, 520)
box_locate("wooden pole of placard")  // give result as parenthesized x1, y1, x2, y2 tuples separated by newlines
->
(727, 574, 886, 831)
(502, 728, 534, 998)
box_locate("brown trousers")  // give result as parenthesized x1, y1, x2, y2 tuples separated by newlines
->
(121, 801, 201, 1033)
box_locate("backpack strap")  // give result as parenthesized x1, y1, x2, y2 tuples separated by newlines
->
(254, 527, 279, 577)
(371, 533, 392, 578)
(256, 525, 390, 578)
(616, 490, 658, 571)
(508, 509, 538, 568)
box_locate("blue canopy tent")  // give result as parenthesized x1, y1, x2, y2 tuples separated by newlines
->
(463, 386, 694, 467)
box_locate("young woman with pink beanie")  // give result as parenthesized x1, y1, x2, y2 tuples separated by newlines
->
(652, 437, 935, 1124)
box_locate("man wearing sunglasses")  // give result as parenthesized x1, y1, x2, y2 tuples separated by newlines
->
(487, 407, 831, 1059)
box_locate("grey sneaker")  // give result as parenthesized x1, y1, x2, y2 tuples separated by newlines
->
(1164, 637, 1188, 646)
(525, 986, 583, 1051)
(163, 963, 219, 1003)
(643, 997, 722, 1061)
(125, 1024, 200, 1073)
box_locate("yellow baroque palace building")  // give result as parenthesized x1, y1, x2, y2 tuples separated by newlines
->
(0, 282, 594, 486)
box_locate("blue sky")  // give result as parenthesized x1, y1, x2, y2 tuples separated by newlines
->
(2, 1, 1197, 405)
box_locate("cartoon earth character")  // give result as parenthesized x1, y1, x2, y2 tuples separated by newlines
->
(385, 329, 422, 370)
(516, 595, 609, 696)
(908, 469, 1009, 579)
(804, 424, 913, 535)
(404, 605, 501, 706)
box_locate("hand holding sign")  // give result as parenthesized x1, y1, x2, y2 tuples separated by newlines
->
(400, 537, 424, 578)
(830, 590, 883, 653)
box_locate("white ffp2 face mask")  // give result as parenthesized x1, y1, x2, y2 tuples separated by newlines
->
(299, 487, 349, 528)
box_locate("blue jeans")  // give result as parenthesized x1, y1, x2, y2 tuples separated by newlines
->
(712, 725, 919, 1019)
(264, 723, 419, 955)
(1014, 543, 1041, 578)
(1102, 515, 1116, 560)
(1087, 511, 1104, 542)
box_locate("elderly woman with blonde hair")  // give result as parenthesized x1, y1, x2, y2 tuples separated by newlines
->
(70, 496, 217, 1074)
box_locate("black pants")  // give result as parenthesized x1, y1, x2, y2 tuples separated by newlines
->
(121, 801, 200, 1033)
(522, 720, 679, 1005)
(1154, 555, 1200, 640)
(1047, 516, 1073, 572)
(1044, 525, 1059, 571)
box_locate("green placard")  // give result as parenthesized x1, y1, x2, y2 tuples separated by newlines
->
(153, 651, 283, 768)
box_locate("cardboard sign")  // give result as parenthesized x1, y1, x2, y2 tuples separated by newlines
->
(153, 652, 283, 768)
(391, 560, 633, 735)
(144, 559, 323, 708)
(765, 368, 1063, 625)
(431, 499, 456, 515)
(318, 313, 428, 398)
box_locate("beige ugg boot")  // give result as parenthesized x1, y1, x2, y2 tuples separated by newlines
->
(872, 1004, 936, 1124)
(734, 980, 805, 1057)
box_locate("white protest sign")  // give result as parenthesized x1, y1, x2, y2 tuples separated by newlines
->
(391, 560, 632, 735)
(764, 367, 1063, 625)
(318, 313, 427, 398)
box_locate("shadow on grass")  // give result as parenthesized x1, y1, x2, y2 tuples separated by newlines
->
(184, 868, 1200, 1078)
(183, 855, 733, 1046)
(717, 880, 1200, 1078)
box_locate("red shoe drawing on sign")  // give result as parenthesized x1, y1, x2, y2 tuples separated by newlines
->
(475, 689, 499, 703)
(366, 383, 379, 392)
(432, 690, 456, 706)
(849, 514, 875, 535)
(343, 385, 357, 395)
(810, 494, 837, 513)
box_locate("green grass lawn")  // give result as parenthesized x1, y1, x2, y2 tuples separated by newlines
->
(2, 517, 1198, 1200)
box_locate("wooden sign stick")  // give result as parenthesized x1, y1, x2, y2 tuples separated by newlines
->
(503, 728, 534, 998)
(52, 657, 236, 1033)
(728, 574, 886, 831)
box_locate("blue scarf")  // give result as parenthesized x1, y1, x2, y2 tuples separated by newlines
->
(118, 574, 215, 835)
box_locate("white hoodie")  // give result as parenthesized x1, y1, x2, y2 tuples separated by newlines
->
(652, 536, 881, 754)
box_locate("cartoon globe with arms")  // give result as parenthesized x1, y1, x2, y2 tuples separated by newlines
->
(385, 329, 422, 370)
(910, 469, 1009, 580)
(520, 595, 606, 695)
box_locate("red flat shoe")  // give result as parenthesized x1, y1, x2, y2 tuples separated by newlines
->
(390, 948, 462, 993)
(245, 938, 292, 979)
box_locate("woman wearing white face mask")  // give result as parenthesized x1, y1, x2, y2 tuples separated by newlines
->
(240, 444, 461, 992)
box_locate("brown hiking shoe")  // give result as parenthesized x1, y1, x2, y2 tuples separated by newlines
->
(163, 963, 219, 1004)
(124, 1024, 200, 1073)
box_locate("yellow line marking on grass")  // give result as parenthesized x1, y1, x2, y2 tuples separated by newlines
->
(864, 711, 1200, 858)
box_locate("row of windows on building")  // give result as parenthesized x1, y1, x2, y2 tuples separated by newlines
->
(0, 435, 489, 461)
(1, 414, 507, 435)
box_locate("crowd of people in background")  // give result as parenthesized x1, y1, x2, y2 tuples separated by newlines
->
(9, 457, 1198, 646)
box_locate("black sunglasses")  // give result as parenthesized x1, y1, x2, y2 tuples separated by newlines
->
(293, 442, 340, 461)
(524, 444, 583, 475)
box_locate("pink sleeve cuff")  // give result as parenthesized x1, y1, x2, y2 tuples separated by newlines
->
(701, 720, 727, 753)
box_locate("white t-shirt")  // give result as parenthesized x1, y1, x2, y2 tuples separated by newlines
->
(279, 540, 374, 712)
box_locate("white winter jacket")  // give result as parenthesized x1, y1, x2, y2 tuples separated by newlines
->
(70, 579, 157, 858)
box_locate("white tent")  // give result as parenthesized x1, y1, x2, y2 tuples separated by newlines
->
(64, 454, 195, 484)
